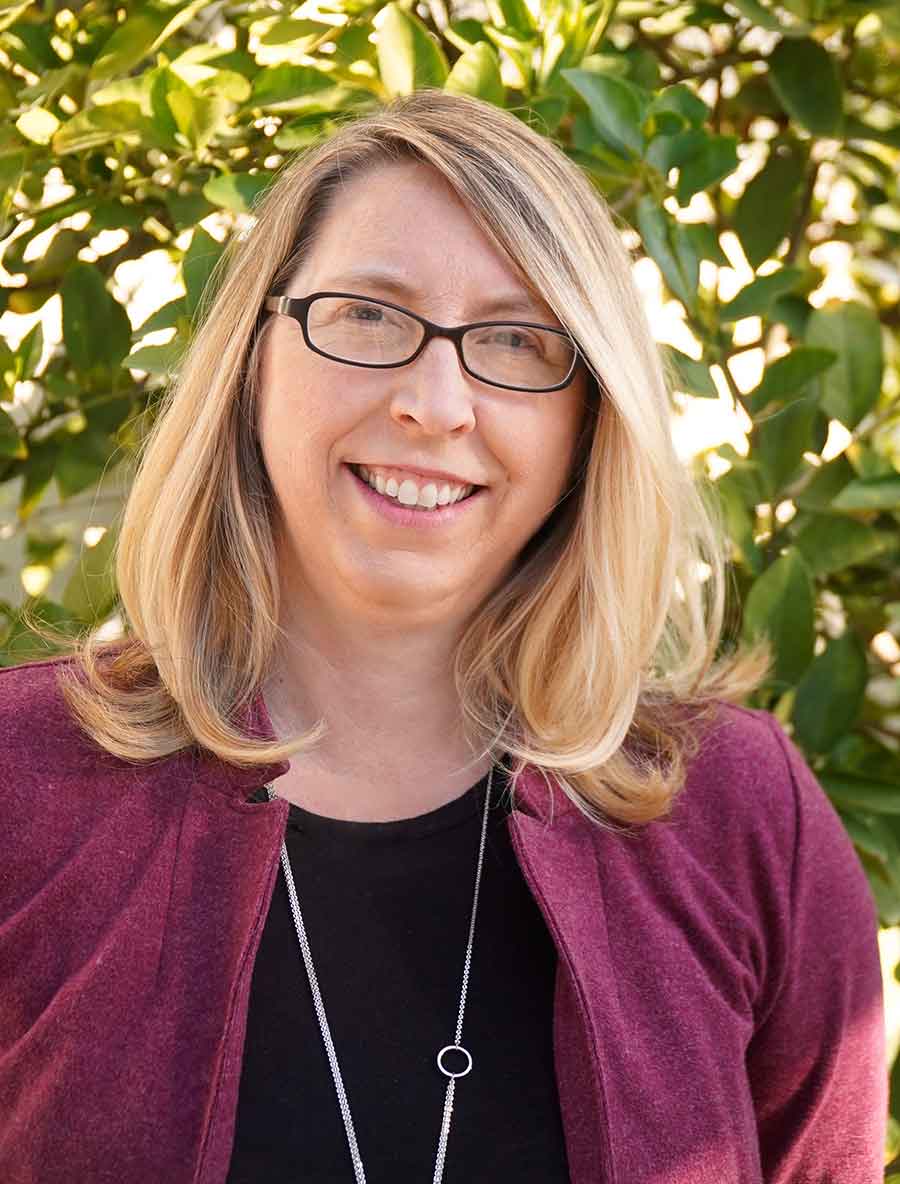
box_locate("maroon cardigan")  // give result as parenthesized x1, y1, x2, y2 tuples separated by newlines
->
(0, 655, 887, 1182)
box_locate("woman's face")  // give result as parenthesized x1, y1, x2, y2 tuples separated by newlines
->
(256, 160, 590, 625)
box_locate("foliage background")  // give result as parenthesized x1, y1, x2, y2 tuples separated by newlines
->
(1, 0, 899, 1166)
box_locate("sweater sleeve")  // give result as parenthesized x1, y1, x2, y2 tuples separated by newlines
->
(745, 715, 888, 1183)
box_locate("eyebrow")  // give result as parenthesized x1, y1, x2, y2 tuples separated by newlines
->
(321, 268, 552, 322)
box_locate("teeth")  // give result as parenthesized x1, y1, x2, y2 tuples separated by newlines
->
(355, 465, 474, 510)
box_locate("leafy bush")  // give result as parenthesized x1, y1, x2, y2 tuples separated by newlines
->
(1, 0, 899, 1164)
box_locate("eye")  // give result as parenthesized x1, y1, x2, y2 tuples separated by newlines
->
(475, 327, 542, 354)
(344, 302, 385, 323)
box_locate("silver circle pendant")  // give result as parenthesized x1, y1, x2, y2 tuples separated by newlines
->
(436, 1044, 473, 1078)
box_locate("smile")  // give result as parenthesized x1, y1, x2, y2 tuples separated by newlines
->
(344, 463, 486, 528)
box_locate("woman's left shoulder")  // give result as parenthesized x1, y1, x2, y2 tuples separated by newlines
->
(663, 700, 874, 919)
(671, 699, 825, 832)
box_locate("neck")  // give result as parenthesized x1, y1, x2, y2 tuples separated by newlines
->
(260, 594, 494, 821)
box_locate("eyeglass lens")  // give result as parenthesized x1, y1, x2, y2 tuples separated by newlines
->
(306, 296, 575, 391)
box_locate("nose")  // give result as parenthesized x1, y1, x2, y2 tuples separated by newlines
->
(388, 333, 477, 436)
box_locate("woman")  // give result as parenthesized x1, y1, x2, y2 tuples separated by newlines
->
(0, 90, 886, 1183)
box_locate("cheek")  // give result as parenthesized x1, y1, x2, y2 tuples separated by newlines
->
(502, 397, 585, 498)
(257, 343, 352, 463)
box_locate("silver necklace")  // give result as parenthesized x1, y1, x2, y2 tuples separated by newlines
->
(264, 764, 495, 1184)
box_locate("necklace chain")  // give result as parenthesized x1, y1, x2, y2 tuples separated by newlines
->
(265, 764, 495, 1184)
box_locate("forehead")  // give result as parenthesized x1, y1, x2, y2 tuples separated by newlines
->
(293, 160, 555, 322)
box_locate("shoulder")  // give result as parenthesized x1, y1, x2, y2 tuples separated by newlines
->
(609, 699, 856, 923)
(0, 652, 145, 848)
(672, 699, 809, 844)
(0, 653, 111, 779)
(660, 700, 874, 941)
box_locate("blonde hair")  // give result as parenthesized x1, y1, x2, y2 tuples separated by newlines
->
(29, 89, 771, 829)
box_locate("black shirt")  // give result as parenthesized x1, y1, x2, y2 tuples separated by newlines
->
(226, 761, 571, 1183)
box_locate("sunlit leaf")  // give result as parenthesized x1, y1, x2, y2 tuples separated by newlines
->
(202, 171, 273, 214)
(444, 42, 504, 105)
(376, 3, 449, 97)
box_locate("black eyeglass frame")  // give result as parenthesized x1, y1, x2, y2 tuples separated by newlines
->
(262, 291, 586, 394)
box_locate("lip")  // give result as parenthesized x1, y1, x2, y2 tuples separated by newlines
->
(350, 462, 484, 488)
(344, 463, 486, 527)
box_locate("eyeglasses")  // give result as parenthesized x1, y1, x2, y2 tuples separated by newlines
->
(262, 291, 583, 393)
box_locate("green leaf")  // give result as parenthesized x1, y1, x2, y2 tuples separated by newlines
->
(794, 515, 892, 575)
(828, 733, 900, 784)
(741, 549, 816, 686)
(793, 632, 868, 754)
(376, 3, 450, 97)
(767, 38, 843, 137)
(135, 298, 188, 335)
(167, 86, 229, 152)
(794, 453, 855, 513)
(168, 55, 252, 103)
(663, 345, 717, 398)
(91, 10, 168, 79)
(682, 222, 729, 267)
(839, 812, 900, 866)
(561, 69, 648, 159)
(14, 320, 43, 380)
(273, 119, 331, 151)
(165, 189, 216, 230)
(733, 144, 805, 269)
(725, 0, 811, 34)
(647, 83, 708, 128)
(843, 115, 900, 151)
(769, 293, 811, 337)
(0, 405, 25, 459)
(0, 1, 36, 34)
(24, 227, 82, 285)
(715, 467, 764, 574)
(831, 476, 900, 513)
(635, 195, 699, 314)
(182, 227, 225, 319)
(444, 19, 488, 54)
(258, 17, 334, 48)
(754, 396, 820, 497)
(822, 774, 900, 816)
(485, 0, 536, 36)
(91, 0, 215, 80)
(19, 438, 59, 519)
(202, 171, 272, 214)
(122, 341, 185, 375)
(52, 103, 151, 155)
(720, 267, 803, 322)
(675, 134, 739, 204)
(61, 525, 118, 625)
(89, 199, 143, 234)
(55, 427, 119, 501)
(748, 347, 836, 412)
(61, 263, 132, 374)
(644, 126, 705, 174)
(246, 65, 360, 115)
(444, 42, 504, 105)
(805, 301, 883, 429)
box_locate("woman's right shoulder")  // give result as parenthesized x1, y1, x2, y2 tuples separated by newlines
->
(0, 653, 133, 842)
(0, 654, 90, 780)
